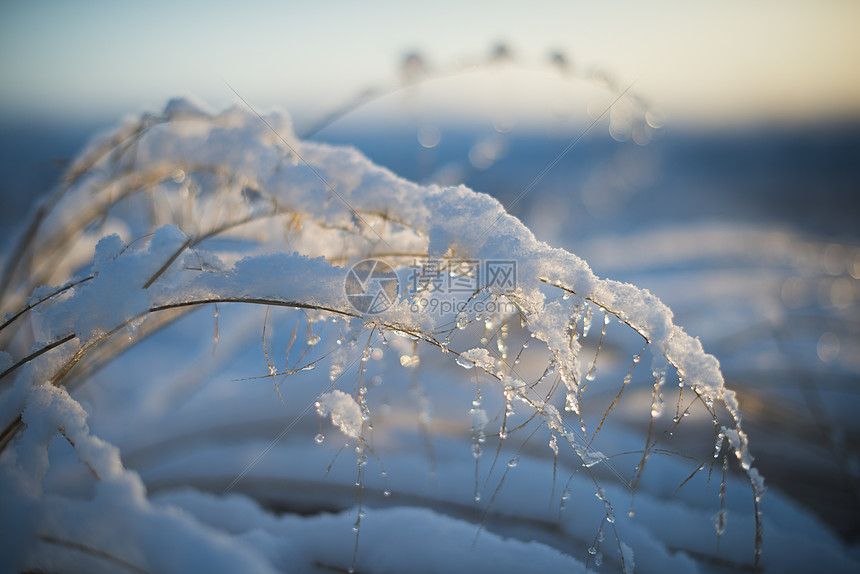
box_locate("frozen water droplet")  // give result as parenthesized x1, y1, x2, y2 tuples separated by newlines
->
(507, 456, 519, 468)
(457, 356, 474, 369)
(712, 509, 728, 536)
(474, 492, 482, 503)
(314, 433, 325, 444)
(582, 308, 593, 337)
(301, 364, 316, 371)
(307, 333, 321, 346)
(605, 505, 615, 523)
(588, 545, 597, 555)
(383, 489, 391, 497)
(714, 433, 725, 457)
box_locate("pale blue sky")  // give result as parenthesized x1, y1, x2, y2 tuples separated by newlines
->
(1, 0, 858, 125)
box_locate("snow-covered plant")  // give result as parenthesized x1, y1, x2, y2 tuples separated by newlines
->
(0, 99, 768, 573)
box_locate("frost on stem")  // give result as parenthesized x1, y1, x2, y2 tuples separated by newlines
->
(0, 98, 764, 571)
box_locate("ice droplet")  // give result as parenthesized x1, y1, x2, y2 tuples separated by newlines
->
(507, 456, 519, 468)
(314, 433, 325, 444)
(307, 333, 321, 346)
(457, 356, 473, 369)
(712, 508, 728, 536)
(582, 307, 593, 337)
(714, 432, 725, 457)
(383, 489, 391, 497)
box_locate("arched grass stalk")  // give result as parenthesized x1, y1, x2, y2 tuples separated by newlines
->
(0, 99, 763, 573)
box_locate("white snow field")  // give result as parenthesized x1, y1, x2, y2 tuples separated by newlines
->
(1, 98, 858, 574)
